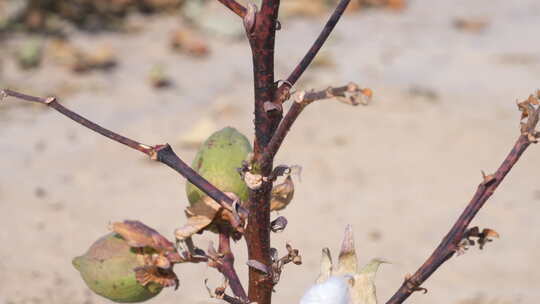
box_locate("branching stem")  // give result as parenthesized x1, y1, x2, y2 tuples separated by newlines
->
(0, 89, 247, 222)
(273, 0, 351, 106)
(217, 0, 247, 18)
(262, 83, 370, 164)
(385, 97, 540, 304)
(217, 228, 248, 301)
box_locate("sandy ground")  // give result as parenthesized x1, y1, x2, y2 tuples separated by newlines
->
(1, 1, 540, 303)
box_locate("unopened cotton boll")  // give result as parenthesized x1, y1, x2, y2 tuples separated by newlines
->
(300, 276, 351, 304)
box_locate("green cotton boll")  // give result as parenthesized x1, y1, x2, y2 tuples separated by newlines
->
(186, 127, 252, 206)
(73, 233, 163, 303)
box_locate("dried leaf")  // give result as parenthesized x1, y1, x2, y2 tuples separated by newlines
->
(349, 259, 387, 304)
(270, 216, 288, 233)
(482, 228, 500, 239)
(336, 224, 358, 275)
(317, 248, 333, 284)
(112, 220, 175, 253)
(175, 196, 221, 240)
(174, 216, 211, 241)
(270, 175, 295, 211)
(135, 265, 179, 290)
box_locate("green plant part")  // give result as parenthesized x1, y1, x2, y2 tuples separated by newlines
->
(316, 225, 387, 304)
(73, 221, 180, 303)
(186, 126, 252, 205)
(176, 127, 298, 242)
(176, 127, 252, 240)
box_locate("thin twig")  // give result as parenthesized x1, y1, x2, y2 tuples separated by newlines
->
(273, 0, 351, 106)
(262, 83, 370, 164)
(216, 228, 248, 302)
(0, 89, 247, 222)
(217, 0, 247, 18)
(385, 95, 540, 304)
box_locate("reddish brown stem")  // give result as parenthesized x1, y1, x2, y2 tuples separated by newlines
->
(262, 83, 368, 164)
(244, 1, 281, 304)
(221, 294, 245, 304)
(273, 0, 351, 106)
(217, 229, 248, 302)
(0, 89, 246, 219)
(217, 0, 247, 17)
(386, 103, 540, 304)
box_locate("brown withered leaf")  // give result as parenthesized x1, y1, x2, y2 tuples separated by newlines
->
(175, 196, 221, 240)
(270, 216, 288, 233)
(270, 175, 295, 212)
(335, 224, 358, 275)
(112, 220, 175, 253)
(482, 228, 500, 239)
(135, 265, 179, 290)
(517, 94, 540, 136)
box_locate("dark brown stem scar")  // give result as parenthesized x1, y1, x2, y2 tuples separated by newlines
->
(404, 274, 428, 294)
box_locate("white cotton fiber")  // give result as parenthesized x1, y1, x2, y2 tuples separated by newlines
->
(299, 276, 350, 304)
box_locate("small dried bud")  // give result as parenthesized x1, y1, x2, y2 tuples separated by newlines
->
(244, 171, 263, 190)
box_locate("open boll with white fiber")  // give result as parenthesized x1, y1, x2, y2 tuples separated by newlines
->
(299, 225, 387, 304)
(300, 276, 351, 304)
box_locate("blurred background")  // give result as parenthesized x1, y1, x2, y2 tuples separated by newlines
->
(1, 0, 540, 303)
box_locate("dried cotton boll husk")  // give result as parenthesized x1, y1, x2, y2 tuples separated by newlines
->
(306, 225, 387, 304)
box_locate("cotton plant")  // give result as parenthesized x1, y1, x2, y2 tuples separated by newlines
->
(301, 225, 386, 304)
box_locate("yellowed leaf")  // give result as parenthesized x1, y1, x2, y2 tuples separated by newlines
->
(349, 259, 387, 304)
(316, 248, 333, 284)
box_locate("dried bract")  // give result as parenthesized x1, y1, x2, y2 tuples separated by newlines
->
(306, 225, 387, 304)
(73, 222, 181, 303)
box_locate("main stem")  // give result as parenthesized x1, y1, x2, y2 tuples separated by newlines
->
(245, 1, 281, 303)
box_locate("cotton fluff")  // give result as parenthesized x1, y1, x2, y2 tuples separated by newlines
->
(299, 276, 350, 304)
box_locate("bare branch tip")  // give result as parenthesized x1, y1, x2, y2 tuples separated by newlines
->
(339, 224, 355, 254)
